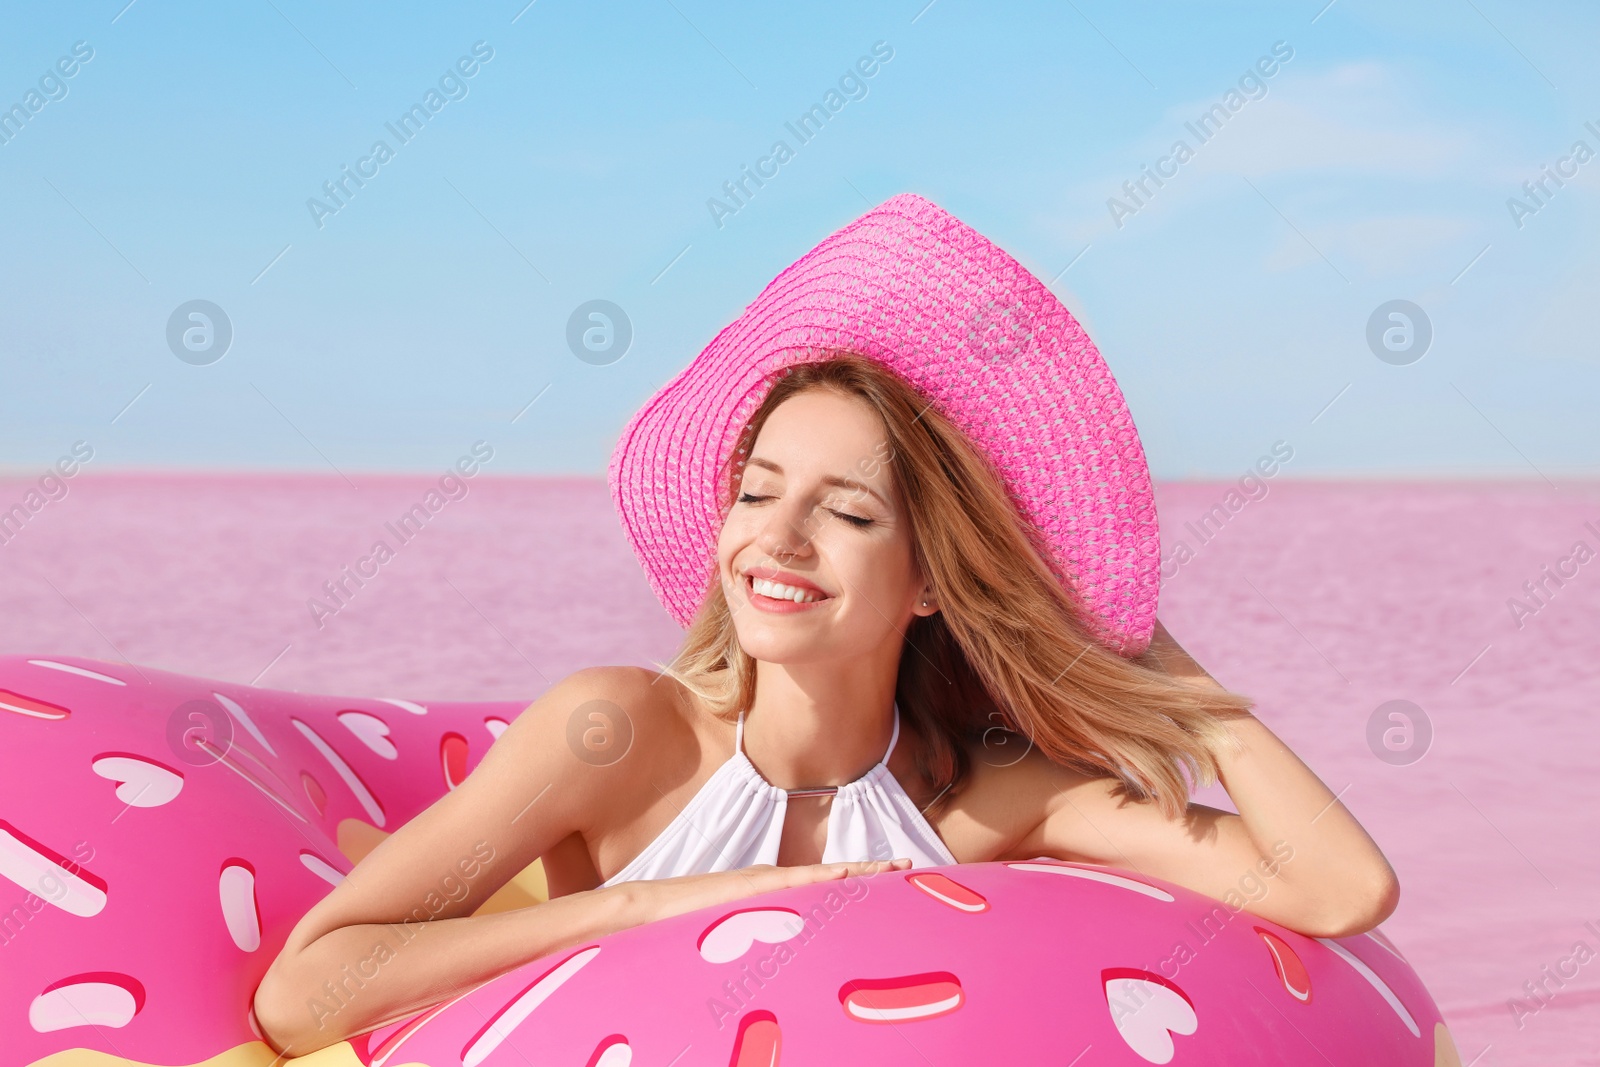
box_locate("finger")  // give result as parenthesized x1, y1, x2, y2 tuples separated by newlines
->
(790, 863, 848, 883)
(747, 864, 826, 888)
(834, 860, 895, 878)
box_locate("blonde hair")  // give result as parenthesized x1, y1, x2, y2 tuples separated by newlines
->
(655, 353, 1253, 820)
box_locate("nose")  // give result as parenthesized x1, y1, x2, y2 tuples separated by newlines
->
(755, 497, 815, 563)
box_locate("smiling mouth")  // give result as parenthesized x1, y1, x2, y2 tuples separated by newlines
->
(747, 574, 833, 605)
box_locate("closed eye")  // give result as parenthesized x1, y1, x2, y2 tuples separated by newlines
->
(737, 492, 874, 528)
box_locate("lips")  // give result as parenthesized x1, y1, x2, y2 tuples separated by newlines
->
(742, 566, 831, 598)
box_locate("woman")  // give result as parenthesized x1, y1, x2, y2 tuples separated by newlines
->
(254, 196, 1398, 1056)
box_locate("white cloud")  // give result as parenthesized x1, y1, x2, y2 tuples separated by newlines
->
(1036, 59, 1494, 267)
(1051, 61, 1479, 230)
(1263, 213, 1476, 275)
(1176, 61, 1474, 180)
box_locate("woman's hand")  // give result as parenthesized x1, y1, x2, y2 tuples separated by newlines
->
(1141, 615, 1225, 691)
(1022, 617, 1401, 939)
(625, 859, 911, 926)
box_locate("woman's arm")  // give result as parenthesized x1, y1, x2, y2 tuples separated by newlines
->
(253, 663, 910, 1055)
(251, 667, 650, 1055)
(256, 879, 646, 1054)
(1008, 619, 1399, 939)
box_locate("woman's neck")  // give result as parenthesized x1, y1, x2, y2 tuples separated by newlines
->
(742, 656, 900, 789)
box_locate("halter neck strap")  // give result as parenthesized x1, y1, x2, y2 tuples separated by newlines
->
(736, 701, 901, 795)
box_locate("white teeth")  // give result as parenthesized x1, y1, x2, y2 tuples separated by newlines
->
(750, 577, 825, 603)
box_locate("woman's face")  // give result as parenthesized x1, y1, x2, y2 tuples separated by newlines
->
(717, 387, 936, 665)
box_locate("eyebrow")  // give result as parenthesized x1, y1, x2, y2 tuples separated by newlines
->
(744, 457, 890, 509)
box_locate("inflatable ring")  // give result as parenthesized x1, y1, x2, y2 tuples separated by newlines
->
(0, 655, 1462, 1066)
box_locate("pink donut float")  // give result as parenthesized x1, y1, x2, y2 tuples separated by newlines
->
(0, 654, 1463, 1066)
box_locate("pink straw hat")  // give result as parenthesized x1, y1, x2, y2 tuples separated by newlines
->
(608, 192, 1160, 656)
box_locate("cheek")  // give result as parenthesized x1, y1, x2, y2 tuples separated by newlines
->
(715, 510, 743, 550)
(717, 513, 746, 544)
(826, 533, 915, 600)
(715, 514, 757, 573)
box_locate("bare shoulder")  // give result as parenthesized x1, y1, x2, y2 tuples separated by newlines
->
(578, 663, 702, 739)
(521, 666, 732, 892)
(538, 664, 688, 722)
(935, 731, 1116, 862)
(266, 665, 692, 962)
(955, 729, 1097, 801)
(512, 664, 697, 759)
(512, 665, 707, 819)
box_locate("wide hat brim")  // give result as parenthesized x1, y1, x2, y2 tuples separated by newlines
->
(608, 192, 1160, 657)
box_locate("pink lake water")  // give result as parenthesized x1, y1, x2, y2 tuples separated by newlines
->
(1, 471, 1596, 1064)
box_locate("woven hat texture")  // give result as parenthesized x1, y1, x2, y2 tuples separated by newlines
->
(607, 192, 1159, 656)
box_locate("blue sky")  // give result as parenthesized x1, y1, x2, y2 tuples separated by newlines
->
(1, 0, 1596, 480)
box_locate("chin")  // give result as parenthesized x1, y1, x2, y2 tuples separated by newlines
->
(735, 633, 827, 665)
(733, 623, 848, 666)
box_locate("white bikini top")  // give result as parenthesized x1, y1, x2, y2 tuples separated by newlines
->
(600, 702, 957, 887)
